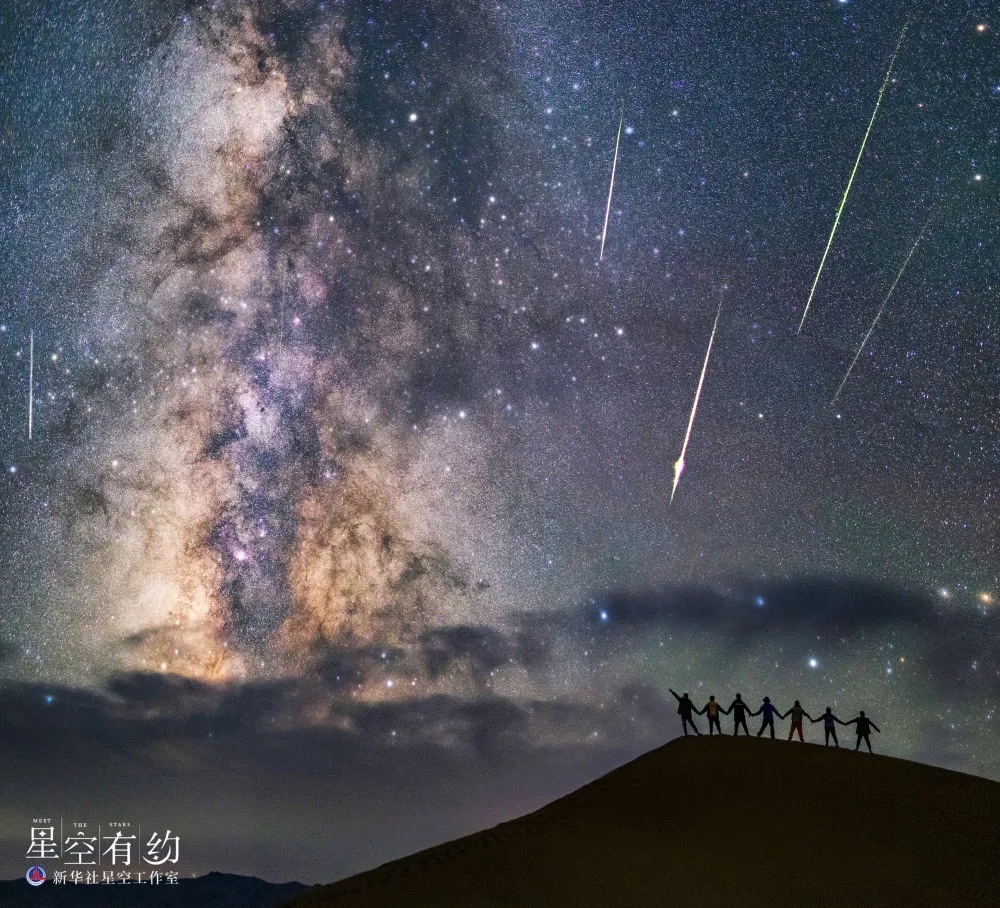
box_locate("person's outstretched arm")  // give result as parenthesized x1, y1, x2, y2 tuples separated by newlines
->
(777, 708, 788, 720)
(871, 722, 881, 733)
(804, 712, 814, 722)
(834, 716, 847, 725)
(668, 688, 680, 701)
(749, 707, 760, 716)
(809, 716, 820, 724)
(720, 705, 731, 715)
(695, 704, 706, 715)
(843, 718, 857, 727)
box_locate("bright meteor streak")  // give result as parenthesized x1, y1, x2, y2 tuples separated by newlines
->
(671, 288, 725, 505)
(599, 103, 624, 262)
(28, 329, 33, 441)
(832, 219, 930, 403)
(796, 19, 910, 335)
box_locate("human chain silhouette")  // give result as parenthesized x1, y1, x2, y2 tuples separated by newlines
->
(668, 689, 881, 752)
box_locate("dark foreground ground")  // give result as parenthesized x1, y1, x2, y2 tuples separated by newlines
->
(285, 736, 1000, 908)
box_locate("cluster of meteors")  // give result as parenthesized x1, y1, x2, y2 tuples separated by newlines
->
(16, 18, 924, 507)
(590, 17, 942, 503)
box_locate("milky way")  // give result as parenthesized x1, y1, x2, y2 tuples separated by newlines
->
(0, 0, 997, 882)
(6, 1, 546, 686)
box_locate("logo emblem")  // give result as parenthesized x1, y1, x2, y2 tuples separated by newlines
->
(26, 865, 47, 886)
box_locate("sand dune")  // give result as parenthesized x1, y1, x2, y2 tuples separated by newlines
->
(286, 736, 1000, 907)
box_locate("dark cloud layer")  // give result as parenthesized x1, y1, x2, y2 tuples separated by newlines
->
(588, 579, 930, 630)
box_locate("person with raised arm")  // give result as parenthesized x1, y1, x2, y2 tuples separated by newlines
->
(668, 688, 701, 736)
(751, 696, 782, 739)
(844, 710, 881, 752)
(810, 707, 847, 747)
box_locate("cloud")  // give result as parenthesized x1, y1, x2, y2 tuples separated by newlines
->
(581, 577, 933, 632)
(419, 626, 514, 685)
(0, 669, 648, 882)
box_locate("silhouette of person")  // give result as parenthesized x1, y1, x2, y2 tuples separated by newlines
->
(782, 700, 812, 742)
(844, 710, 881, 752)
(727, 693, 750, 736)
(697, 695, 724, 735)
(810, 707, 846, 747)
(752, 696, 782, 738)
(669, 688, 701, 736)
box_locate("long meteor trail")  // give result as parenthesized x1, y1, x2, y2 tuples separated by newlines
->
(28, 330, 33, 441)
(599, 103, 624, 262)
(671, 288, 725, 504)
(832, 219, 930, 403)
(796, 19, 910, 335)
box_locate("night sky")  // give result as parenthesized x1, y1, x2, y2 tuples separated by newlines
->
(1, 0, 997, 884)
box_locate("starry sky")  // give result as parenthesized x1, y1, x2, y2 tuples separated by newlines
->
(1, 0, 997, 884)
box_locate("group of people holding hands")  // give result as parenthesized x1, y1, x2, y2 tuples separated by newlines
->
(668, 688, 882, 752)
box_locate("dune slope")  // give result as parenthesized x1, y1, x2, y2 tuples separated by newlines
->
(286, 736, 1000, 907)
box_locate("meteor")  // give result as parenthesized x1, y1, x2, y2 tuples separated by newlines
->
(28, 330, 33, 441)
(599, 103, 624, 262)
(671, 287, 725, 504)
(796, 19, 910, 335)
(831, 219, 930, 403)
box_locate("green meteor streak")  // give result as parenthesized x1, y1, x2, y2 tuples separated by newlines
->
(599, 102, 625, 262)
(831, 218, 930, 403)
(796, 19, 910, 335)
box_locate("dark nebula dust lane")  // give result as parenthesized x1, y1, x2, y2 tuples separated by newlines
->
(0, 0, 997, 883)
